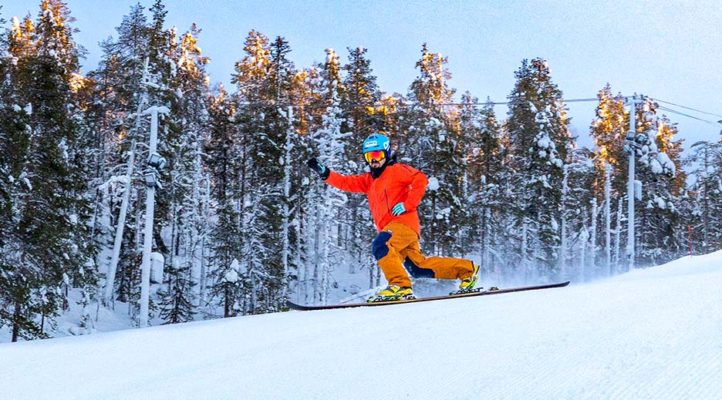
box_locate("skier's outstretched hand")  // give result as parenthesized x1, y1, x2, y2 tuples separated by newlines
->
(307, 158, 330, 179)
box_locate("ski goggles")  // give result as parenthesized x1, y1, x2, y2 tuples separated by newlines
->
(364, 150, 386, 163)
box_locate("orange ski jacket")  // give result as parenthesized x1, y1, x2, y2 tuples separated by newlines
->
(325, 163, 429, 236)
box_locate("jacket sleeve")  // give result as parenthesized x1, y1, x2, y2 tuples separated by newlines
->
(401, 165, 428, 211)
(325, 170, 371, 193)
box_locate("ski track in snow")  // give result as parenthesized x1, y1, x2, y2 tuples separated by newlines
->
(1, 254, 721, 399)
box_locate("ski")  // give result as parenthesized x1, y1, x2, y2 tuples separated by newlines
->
(286, 281, 570, 311)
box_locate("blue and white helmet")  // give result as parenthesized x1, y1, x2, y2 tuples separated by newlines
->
(362, 133, 390, 154)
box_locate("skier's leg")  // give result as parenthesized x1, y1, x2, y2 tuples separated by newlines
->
(404, 240, 475, 280)
(400, 244, 435, 278)
(372, 223, 417, 287)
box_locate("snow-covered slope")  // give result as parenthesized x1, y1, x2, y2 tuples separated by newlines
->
(2, 252, 721, 400)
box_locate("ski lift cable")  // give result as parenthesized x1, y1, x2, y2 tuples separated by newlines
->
(234, 97, 719, 127)
(235, 97, 602, 109)
(652, 98, 722, 119)
(465, 97, 599, 106)
(656, 105, 722, 126)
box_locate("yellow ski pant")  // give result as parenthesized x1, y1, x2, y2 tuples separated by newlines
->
(372, 222, 475, 287)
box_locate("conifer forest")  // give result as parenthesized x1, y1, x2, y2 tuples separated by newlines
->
(2, 0, 721, 342)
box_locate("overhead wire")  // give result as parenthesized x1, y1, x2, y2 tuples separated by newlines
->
(238, 95, 722, 129)
(656, 105, 721, 127)
(236, 97, 602, 110)
(653, 98, 722, 119)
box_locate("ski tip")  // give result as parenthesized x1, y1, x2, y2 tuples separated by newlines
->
(539, 280, 570, 289)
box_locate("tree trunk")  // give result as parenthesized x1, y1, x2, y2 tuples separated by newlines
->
(605, 164, 612, 275)
(11, 300, 21, 342)
(480, 207, 487, 271)
(224, 286, 231, 318)
(614, 198, 623, 271)
(591, 198, 598, 271)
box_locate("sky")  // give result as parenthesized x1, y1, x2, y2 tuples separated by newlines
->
(4, 0, 722, 150)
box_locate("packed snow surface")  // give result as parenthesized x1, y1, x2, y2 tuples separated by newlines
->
(2, 252, 722, 399)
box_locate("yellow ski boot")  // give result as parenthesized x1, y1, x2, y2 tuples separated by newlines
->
(367, 285, 415, 303)
(456, 262, 480, 294)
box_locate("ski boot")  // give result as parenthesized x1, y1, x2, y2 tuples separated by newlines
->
(367, 285, 415, 303)
(452, 262, 481, 295)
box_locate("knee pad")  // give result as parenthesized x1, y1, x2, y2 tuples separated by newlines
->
(372, 231, 392, 260)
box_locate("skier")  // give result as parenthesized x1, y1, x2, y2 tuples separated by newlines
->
(307, 133, 479, 302)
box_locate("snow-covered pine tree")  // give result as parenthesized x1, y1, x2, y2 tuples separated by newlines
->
(1, 0, 94, 340)
(560, 148, 596, 280)
(341, 47, 381, 149)
(145, 0, 174, 237)
(459, 94, 505, 274)
(92, 0, 175, 323)
(231, 30, 293, 313)
(61, 37, 100, 336)
(590, 85, 629, 192)
(155, 24, 212, 324)
(589, 85, 627, 272)
(122, 0, 208, 325)
(157, 260, 194, 323)
(288, 66, 321, 136)
(285, 67, 319, 300)
(407, 44, 465, 256)
(375, 94, 405, 139)
(268, 36, 299, 304)
(0, 14, 37, 341)
(588, 89, 683, 270)
(232, 31, 272, 314)
(206, 86, 246, 317)
(303, 48, 350, 303)
(634, 105, 684, 265)
(340, 47, 380, 277)
(506, 58, 573, 277)
(88, 3, 151, 310)
(684, 141, 722, 253)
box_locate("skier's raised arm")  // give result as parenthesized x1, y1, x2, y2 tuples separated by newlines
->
(306, 158, 371, 193)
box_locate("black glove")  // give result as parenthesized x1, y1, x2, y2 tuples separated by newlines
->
(307, 158, 330, 180)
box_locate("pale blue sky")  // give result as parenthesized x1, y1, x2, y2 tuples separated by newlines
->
(4, 0, 721, 148)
